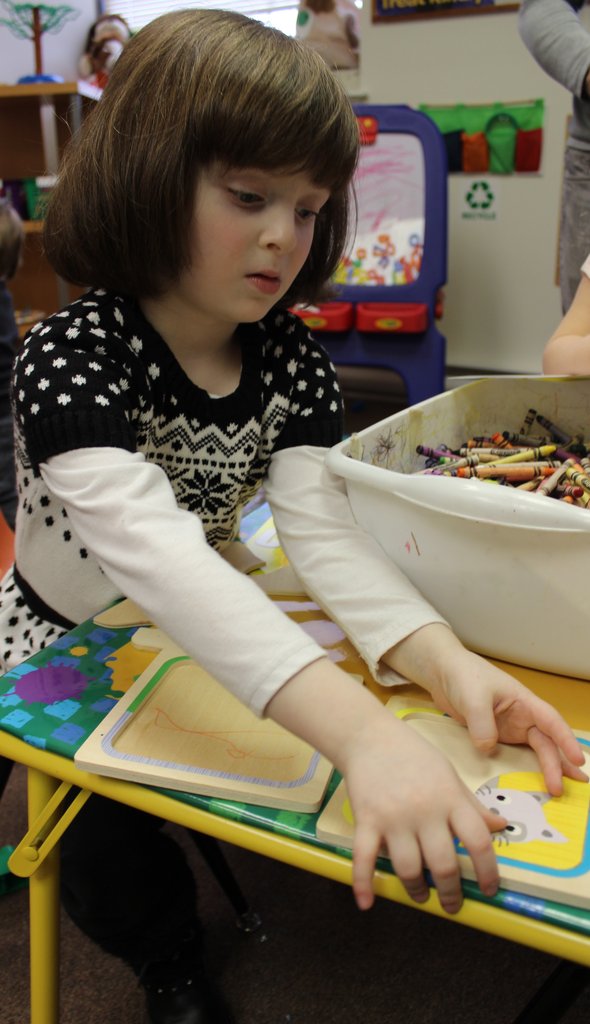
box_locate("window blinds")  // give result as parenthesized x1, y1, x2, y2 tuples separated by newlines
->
(102, 0, 300, 34)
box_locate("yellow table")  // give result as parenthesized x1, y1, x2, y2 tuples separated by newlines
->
(2, 650, 590, 1024)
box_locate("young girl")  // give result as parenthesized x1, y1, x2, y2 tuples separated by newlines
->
(544, 252, 590, 372)
(2, 11, 585, 1024)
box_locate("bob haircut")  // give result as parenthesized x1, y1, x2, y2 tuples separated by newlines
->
(0, 200, 24, 280)
(44, 8, 359, 305)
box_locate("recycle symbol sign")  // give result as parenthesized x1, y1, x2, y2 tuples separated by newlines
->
(465, 180, 495, 210)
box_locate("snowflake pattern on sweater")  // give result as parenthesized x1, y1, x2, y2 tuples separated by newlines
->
(11, 289, 343, 626)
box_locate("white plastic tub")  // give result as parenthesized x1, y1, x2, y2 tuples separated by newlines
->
(326, 376, 590, 679)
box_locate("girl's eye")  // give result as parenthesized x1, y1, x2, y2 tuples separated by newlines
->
(230, 189, 263, 206)
(297, 208, 319, 222)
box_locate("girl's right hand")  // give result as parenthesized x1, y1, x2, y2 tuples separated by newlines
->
(267, 658, 505, 915)
(342, 712, 506, 913)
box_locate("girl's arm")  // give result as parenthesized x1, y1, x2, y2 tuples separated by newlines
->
(40, 446, 329, 714)
(40, 444, 505, 913)
(267, 445, 587, 906)
(267, 654, 505, 914)
(543, 270, 590, 373)
(266, 445, 586, 791)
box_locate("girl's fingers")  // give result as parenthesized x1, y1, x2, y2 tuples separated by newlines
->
(524, 700, 586, 767)
(351, 823, 381, 911)
(388, 834, 429, 906)
(450, 805, 500, 900)
(528, 725, 589, 796)
(462, 699, 499, 753)
(527, 725, 568, 795)
(418, 828, 464, 914)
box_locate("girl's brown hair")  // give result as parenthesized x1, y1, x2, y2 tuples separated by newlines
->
(44, 8, 359, 305)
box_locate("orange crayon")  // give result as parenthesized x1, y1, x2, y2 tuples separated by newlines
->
(490, 432, 514, 448)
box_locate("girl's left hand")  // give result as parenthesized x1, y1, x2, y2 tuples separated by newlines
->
(428, 649, 588, 796)
(383, 623, 588, 797)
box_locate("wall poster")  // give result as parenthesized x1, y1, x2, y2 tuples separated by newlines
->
(373, 0, 519, 23)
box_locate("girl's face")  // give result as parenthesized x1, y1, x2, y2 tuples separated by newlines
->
(170, 165, 330, 337)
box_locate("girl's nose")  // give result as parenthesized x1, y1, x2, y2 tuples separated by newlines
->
(260, 210, 297, 253)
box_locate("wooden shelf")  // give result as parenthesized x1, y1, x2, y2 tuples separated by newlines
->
(1, 83, 99, 312)
(0, 80, 102, 101)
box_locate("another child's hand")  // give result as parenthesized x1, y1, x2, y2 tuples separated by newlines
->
(342, 712, 505, 914)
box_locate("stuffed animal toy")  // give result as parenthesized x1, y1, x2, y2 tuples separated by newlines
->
(78, 14, 131, 90)
(296, 0, 359, 70)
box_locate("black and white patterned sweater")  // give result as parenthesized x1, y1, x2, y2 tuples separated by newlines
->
(12, 289, 343, 628)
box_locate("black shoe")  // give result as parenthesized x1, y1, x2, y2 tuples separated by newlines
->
(140, 934, 235, 1024)
(143, 974, 235, 1024)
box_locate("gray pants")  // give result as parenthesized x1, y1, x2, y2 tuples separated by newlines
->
(560, 146, 590, 313)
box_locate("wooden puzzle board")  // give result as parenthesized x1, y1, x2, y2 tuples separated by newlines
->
(316, 696, 590, 909)
(76, 590, 372, 812)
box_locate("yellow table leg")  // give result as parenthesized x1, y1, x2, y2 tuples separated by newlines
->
(27, 767, 61, 1024)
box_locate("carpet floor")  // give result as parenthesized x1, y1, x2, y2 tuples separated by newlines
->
(2, 764, 590, 1024)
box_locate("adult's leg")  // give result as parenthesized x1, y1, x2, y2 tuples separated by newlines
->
(560, 146, 590, 313)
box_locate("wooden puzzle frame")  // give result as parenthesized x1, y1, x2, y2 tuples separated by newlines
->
(317, 696, 590, 909)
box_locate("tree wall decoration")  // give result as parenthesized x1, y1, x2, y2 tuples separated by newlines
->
(0, 2, 79, 83)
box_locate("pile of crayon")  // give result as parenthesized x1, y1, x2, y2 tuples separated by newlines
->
(413, 408, 590, 508)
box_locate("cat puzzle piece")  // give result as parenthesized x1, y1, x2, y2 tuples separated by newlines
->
(316, 696, 590, 909)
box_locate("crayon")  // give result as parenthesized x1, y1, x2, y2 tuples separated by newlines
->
(536, 463, 569, 496)
(480, 445, 557, 466)
(564, 464, 590, 494)
(520, 408, 537, 434)
(459, 446, 548, 457)
(432, 454, 483, 475)
(554, 447, 576, 462)
(490, 432, 514, 448)
(416, 445, 459, 460)
(535, 414, 572, 446)
(502, 431, 547, 445)
(517, 478, 543, 491)
(464, 437, 496, 448)
(456, 464, 556, 480)
(558, 484, 585, 498)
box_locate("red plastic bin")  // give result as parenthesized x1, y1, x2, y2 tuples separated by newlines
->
(291, 302, 354, 332)
(355, 302, 429, 333)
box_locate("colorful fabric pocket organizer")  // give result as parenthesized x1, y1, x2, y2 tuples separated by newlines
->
(514, 127, 543, 172)
(486, 112, 518, 174)
(461, 132, 489, 173)
(419, 99, 544, 175)
(442, 130, 463, 173)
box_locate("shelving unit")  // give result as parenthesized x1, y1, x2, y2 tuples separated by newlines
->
(0, 80, 101, 316)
